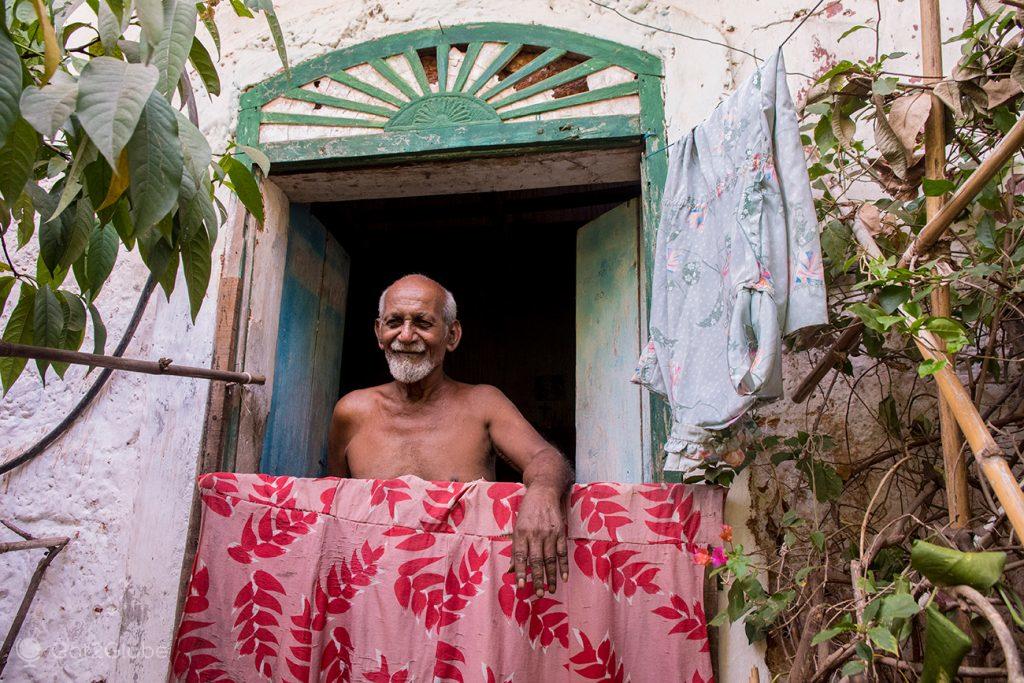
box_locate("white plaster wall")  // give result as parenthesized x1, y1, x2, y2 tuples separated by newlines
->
(0, 0, 971, 681)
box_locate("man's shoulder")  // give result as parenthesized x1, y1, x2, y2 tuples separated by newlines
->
(333, 386, 385, 418)
(455, 382, 512, 409)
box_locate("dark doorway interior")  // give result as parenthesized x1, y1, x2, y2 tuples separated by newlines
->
(312, 181, 640, 479)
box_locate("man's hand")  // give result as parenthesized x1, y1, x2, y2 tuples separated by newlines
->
(512, 484, 568, 597)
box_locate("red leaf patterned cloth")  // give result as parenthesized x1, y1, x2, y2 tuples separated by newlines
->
(172, 474, 724, 683)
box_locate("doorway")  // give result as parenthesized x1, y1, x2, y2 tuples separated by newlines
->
(314, 181, 639, 479)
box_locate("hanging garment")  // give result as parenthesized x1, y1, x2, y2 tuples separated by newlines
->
(172, 473, 724, 682)
(633, 50, 828, 472)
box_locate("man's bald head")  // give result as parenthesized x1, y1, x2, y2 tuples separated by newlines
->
(378, 274, 457, 325)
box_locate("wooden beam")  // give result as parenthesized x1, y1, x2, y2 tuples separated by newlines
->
(921, 0, 970, 528)
(792, 111, 1024, 403)
(0, 341, 265, 385)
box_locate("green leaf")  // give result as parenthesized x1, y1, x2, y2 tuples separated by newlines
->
(878, 394, 901, 436)
(918, 357, 948, 377)
(127, 92, 183, 233)
(220, 154, 263, 224)
(14, 191, 35, 247)
(84, 223, 118, 297)
(0, 26, 22, 142)
(975, 213, 996, 250)
(877, 285, 910, 314)
(0, 284, 36, 393)
(135, 0, 164, 48)
(796, 458, 844, 502)
(181, 217, 211, 321)
(813, 115, 837, 153)
(175, 110, 212, 181)
(88, 302, 106, 357)
(137, 221, 175, 281)
(922, 178, 956, 196)
(840, 660, 866, 676)
(237, 144, 270, 176)
(872, 76, 899, 96)
(868, 626, 899, 655)
(879, 593, 920, 623)
(247, 0, 289, 74)
(158, 248, 179, 298)
(911, 540, 1006, 590)
(60, 291, 86, 333)
(920, 606, 972, 683)
(228, 0, 255, 17)
(39, 198, 94, 273)
(155, 0, 198, 97)
(0, 276, 15, 313)
(76, 56, 160, 166)
(924, 316, 965, 338)
(850, 302, 884, 333)
(810, 531, 825, 552)
(19, 74, 78, 137)
(838, 25, 868, 41)
(0, 118, 39, 203)
(188, 36, 220, 96)
(49, 137, 97, 222)
(198, 5, 222, 57)
(811, 624, 851, 645)
(33, 284, 65, 380)
(96, 0, 123, 53)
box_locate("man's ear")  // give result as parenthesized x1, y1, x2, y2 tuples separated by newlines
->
(446, 320, 462, 351)
(374, 318, 385, 350)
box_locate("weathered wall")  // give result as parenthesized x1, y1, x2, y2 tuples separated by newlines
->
(0, 1, 968, 681)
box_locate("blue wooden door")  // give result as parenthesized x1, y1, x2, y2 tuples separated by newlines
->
(575, 200, 645, 483)
(261, 203, 350, 477)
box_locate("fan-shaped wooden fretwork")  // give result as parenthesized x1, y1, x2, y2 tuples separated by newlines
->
(237, 24, 665, 165)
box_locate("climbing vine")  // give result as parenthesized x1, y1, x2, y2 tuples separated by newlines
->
(704, 2, 1024, 679)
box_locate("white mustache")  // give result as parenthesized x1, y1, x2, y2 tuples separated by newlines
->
(389, 340, 426, 353)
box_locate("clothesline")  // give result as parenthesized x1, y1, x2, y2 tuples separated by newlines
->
(586, 0, 829, 160)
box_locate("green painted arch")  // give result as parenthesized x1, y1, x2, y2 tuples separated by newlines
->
(239, 23, 662, 108)
(236, 23, 667, 172)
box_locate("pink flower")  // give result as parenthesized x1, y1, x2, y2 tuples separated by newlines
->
(693, 547, 711, 566)
(719, 525, 733, 543)
(711, 547, 727, 568)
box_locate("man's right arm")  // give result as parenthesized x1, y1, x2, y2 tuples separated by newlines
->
(326, 394, 358, 477)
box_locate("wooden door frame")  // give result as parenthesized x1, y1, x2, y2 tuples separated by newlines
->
(209, 23, 670, 482)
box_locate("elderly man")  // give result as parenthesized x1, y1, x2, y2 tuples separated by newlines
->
(327, 274, 573, 597)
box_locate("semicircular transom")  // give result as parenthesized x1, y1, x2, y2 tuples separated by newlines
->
(240, 24, 662, 152)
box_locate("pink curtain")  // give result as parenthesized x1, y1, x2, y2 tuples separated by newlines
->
(171, 474, 724, 683)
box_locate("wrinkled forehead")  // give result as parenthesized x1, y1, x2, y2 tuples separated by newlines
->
(381, 281, 445, 319)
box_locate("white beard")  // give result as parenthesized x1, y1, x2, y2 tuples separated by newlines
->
(384, 341, 436, 384)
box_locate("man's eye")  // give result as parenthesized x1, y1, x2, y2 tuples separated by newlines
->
(386, 319, 402, 328)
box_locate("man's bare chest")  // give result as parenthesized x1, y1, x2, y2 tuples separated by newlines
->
(345, 407, 492, 480)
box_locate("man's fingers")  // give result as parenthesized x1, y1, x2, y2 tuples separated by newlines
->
(528, 537, 546, 597)
(556, 532, 569, 581)
(513, 536, 528, 589)
(543, 534, 558, 594)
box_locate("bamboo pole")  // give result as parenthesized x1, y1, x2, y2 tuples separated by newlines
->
(792, 111, 1024, 403)
(0, 341, 265, 385)
(920, 0, 970, 529)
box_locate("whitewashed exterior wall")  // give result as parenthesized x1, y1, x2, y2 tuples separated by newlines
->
(0, 1, 968, 680)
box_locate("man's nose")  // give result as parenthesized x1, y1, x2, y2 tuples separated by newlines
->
(397, 321, 416, 342)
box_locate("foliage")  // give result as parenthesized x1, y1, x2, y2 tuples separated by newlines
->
(0, 0, 287, 392)
(706, 2, 1024, 678)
